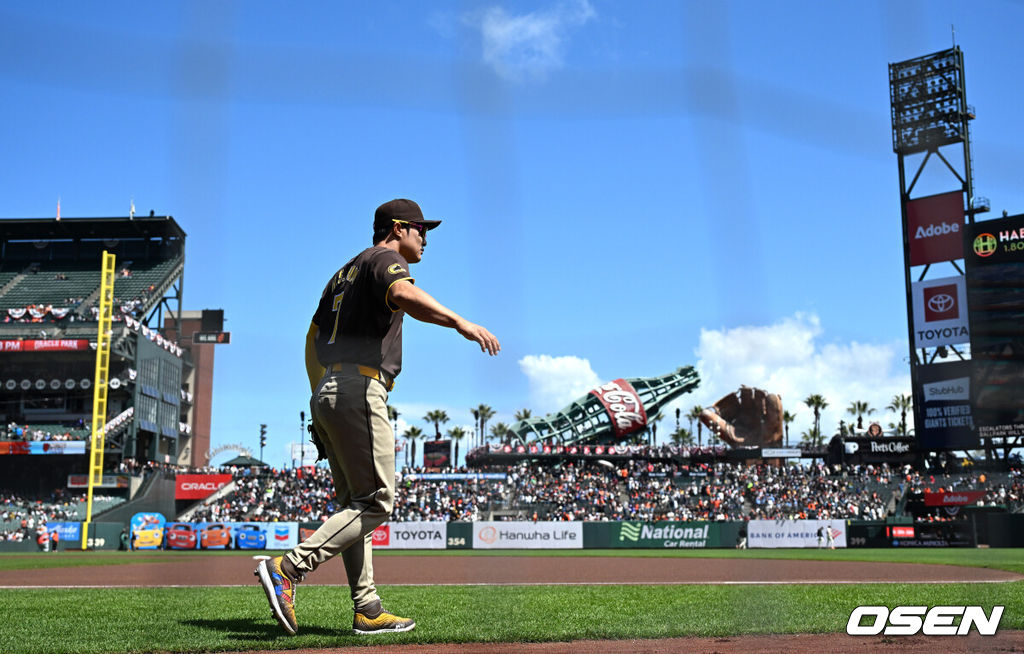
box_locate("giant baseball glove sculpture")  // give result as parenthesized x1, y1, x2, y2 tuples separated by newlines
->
(699, 386, 783, 447)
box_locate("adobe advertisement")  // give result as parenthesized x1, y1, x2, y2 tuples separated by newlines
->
(906, 191, 964, 265)
(965, 213, 1024, 439)
(911, 275, 969, 348)
(915, 360, 977, 450)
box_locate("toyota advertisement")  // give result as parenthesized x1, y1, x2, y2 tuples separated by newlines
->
(371, 522, 446, 549)
(906, 190, 964, 266)
(175, 474, 233, 500)
(911, 275, 969, 348)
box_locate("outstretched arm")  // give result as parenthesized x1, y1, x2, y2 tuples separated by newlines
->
(388, 280, 500, 356)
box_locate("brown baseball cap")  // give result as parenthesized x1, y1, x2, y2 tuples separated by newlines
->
(373, 199, 442, 232)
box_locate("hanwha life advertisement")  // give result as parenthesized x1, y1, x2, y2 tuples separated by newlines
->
(371, 522, 446, 549)
(473, 521, 583, 549)
(911, 275, 969, 348)
(747, 520, 846, 549)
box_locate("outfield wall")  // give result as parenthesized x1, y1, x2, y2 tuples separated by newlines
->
(4, 516, 1023, 551)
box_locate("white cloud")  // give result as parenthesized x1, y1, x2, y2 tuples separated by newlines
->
(519, 354, 601, 413)
(466, 0, 596, 81)
(683, 313, 912, 442)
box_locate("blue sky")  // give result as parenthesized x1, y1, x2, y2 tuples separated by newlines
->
(3, 1, 1023, 467)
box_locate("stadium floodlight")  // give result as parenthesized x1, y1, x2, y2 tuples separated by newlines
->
(889, 47, 968, 154)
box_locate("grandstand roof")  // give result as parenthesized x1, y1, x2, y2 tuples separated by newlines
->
(0, 216, 186, 241)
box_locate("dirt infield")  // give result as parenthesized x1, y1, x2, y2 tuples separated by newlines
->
(5, 554, 1022, 652)
(2, 552, 1020, 587)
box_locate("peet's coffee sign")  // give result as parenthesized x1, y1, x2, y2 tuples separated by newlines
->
(590, 379, 648, 438)
(175, 474, 232, 500)
(841, 436, 916, 463)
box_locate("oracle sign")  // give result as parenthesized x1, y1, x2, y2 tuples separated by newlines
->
(590, 379, 648, 438)
(1, 339, 92, 352)
(907, 191, 964, 266)
(175, 474, 232, 500)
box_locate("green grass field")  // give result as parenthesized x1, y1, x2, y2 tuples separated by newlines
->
(0, 549, 1021, 654)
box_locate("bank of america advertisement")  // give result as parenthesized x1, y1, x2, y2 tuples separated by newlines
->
(472, 521, 583, 549)
(747, 520, 847, 549)
(911, 275, 969, 348)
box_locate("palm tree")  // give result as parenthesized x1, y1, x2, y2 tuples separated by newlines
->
(648, 412, 664, 446)
(846, 401, 875, 432)
(799, 427, 821, 448)
(489, 421, 511, 444)
(514, 408, 532, 422)
(803, 394, 828, 446)
(388, 405, 400, 435)
(671, 427, 694, 447)
(475, 404, 495, 447)
(782, 410, 796, 448)
(675, 407, 681, 433)
(470, 407, 480, 446)
(887, 393, 913, 437)
(447, 426, 468, 467)
(686, 406, 703, 447)
(423, 409, 449, 440)
(403, 426, 423, 468)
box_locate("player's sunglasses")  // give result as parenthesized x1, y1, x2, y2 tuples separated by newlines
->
(393, 220, 426, 235)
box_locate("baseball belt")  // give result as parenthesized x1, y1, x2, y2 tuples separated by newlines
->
(326, 362, 395, 391)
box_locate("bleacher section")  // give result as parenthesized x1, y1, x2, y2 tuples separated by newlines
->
(0, 263, 100, 309)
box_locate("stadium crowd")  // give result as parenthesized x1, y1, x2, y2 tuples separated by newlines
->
(180, 459, 941, 524)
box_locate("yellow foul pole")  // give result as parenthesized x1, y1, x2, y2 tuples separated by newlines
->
(82, 251, 116, 550)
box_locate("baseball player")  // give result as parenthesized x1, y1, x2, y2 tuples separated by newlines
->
(256, 198, 499, 636)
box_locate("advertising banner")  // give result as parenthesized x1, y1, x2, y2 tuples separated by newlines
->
(288, 442, 320, 467)
(614, 521, 713, 548)
(422, 440, 451, 468)
(0, 441, 86, 455)
(129, 512, 166, 550)
(839, 436, 916, 465)
(67, 474, 130, 489)
(906, 190, 964, 265)
(916, 360, 977, 450)
(472, 521, 583, 549)
(48, 521, 81, 543)
(911, 275, 969, 348)
(760, 448, 802, 458)
(965, 214, 1024, 440)
(747, 519, 847, 548)
(371, 522, 446, 549)
(923, 490, 987, 507)
(589, 379, 648, 438)
(403, 473, 506, 481)
(268, 522, 298, 550)
(0, 339, 92, 352)
(175, 474, 232, 500)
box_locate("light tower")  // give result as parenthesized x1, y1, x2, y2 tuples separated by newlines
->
(889, 47, 987, 455)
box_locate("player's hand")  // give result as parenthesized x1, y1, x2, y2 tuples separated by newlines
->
(455, 319, 500, 356)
